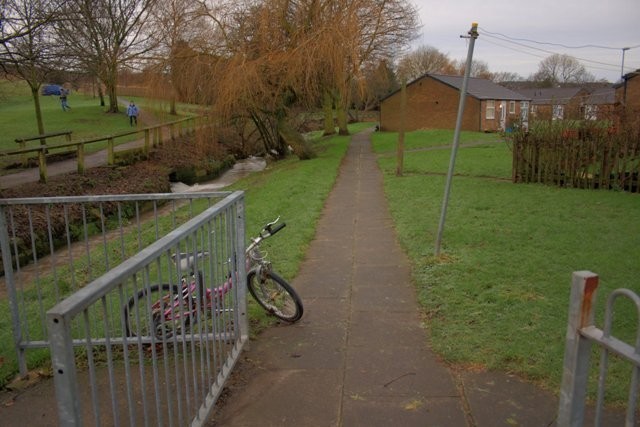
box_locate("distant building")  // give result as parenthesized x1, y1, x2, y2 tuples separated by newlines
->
(582, 87, 616, 120)
(517, 87, 589, 121)
(615, 69, 640, 113)
(379, 74, 530, 132)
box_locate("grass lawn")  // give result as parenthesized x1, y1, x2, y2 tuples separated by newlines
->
(371, 129, 640, 404)
(0, 80, 135, 149)
(0, 80, 188, 171)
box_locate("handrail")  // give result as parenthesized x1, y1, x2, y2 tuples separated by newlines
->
(1, 115, 202, 183)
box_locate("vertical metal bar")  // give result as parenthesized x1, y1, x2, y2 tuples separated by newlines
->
(235, 198, 248, 343)
(83, 310, 102, 427)
(557, 271, 599, 426)
(0, 205, 28, 375)
(47, 311, 82, 426)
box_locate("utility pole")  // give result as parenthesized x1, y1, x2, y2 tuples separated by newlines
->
(621, 47, 630, 80)
(434, 23, 479, 256)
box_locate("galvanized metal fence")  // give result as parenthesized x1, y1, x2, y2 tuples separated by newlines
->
(0, 191, 247, 425)
(558, 271, 640, 426)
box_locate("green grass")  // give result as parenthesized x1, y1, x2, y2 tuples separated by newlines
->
(372, 129, 640, 403)
(0, 80, 139, 150)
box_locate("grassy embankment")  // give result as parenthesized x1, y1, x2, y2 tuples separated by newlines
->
(372, 129, 639, 404)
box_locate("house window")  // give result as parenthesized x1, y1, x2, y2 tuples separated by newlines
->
(585, 105, 598, 120)
(486, 100, 495, 119)
(520, 101, 529, 121)
(509, 101, 516, 114)
(552, 104, 564, 120)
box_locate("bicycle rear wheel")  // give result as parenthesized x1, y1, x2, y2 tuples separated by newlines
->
(124, 284, 193, 340)
(247, 270, 303, 322)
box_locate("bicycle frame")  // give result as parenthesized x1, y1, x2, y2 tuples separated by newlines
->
(146, 217, 291, 330)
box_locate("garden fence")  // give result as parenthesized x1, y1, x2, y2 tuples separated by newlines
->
(511, 127, 640, 193)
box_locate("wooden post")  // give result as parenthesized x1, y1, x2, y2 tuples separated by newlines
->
(77, 144, 85, 174)
(38, 148, 48, 183)
(144, 129, 150, 154)
(107, 137, 115, 165)
(396, 79, 406, 177)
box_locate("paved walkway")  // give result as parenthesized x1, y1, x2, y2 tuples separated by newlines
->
(209, 129, 605, 426)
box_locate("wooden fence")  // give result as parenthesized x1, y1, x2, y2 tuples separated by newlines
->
(511, 123, 640, 193)
(1, 116, 201, 184)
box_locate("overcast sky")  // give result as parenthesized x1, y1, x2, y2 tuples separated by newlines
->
(411, 0, 640, 82)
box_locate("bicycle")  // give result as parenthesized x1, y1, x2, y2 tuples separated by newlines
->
(124, 217, 303, 339)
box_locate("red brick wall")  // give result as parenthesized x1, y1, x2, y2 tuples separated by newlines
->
(625, 75, 640, 112)
(379, 77, 526, 132)
(379, 77, 482, 132)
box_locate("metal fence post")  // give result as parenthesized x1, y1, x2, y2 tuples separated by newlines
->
(0, 206, 28, 375)
(47, 311, 82, 426)
(557, 271, 599, 426)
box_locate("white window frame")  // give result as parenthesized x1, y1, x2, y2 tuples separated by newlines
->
(552, 104, 564, 120)
(509, 101, 516, 114)
(520, 101, 529, 121)
(584, 105, 598, 120)
(486, 100, 495, 119)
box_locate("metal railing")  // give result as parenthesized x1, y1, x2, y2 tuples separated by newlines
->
(0, 192, 239, 377)
(46, 191, 247, 426)
(558, 271, 640, 426)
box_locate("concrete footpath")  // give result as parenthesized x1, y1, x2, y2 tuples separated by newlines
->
(208, 129, 611, 427)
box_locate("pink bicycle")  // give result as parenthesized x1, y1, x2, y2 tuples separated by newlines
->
(124, 218, 303, 339)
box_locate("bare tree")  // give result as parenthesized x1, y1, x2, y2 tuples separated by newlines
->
(353, 59, 398, 111)
(531, 53, 595, 87)
(451, 58, 492, 79)
(0, 0, 63, 138)
(323, 0, 420, 135)
(396, 45, 452, 82)
(141, 0, 417, 156)
(55, 0, 158, 113)
(1, 1, 51, 44)
(144, 0, 213, 114)
(490, 71, 523, 83)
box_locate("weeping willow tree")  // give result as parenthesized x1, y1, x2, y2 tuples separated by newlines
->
(318, 0, 420, 136)
(143, 0, 418, 158)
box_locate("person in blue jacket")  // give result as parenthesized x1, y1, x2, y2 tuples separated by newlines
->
(127, 101, 139, 126)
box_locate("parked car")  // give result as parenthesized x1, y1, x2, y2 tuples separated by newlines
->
(41, 84, 62, 96)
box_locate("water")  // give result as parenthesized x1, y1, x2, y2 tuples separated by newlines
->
(170, 157, 266, 193)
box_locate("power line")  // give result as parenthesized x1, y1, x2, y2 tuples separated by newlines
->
(481, 33, 623, 71)
(476, 28, 638, 77)
(478, 27, 640, 51)
(480, 38, 621, 74)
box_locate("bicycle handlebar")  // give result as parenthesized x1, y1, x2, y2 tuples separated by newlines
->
(267, 222, 286, 236)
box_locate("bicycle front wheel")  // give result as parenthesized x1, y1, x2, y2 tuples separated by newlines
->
(247, 270, 303, 322)
(124, 284, 193, 340)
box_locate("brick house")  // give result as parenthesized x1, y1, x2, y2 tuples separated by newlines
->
(582, 87, 616, 120)
(379, 74, 531, 132)
(615, 69, 640, 112)
(517, 87, 589, 121)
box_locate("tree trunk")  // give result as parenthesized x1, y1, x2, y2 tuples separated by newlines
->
(106, 83, 119, 113)
(322, 91, 336, 136)
(97, 81, 105, 107)
(30, 85, 46, 144)
(336, 101, 349, 135)
(170, 95, 177, 115)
